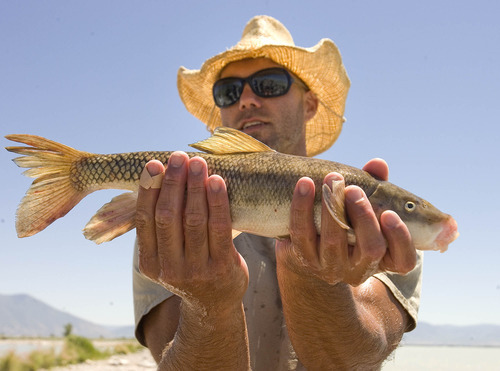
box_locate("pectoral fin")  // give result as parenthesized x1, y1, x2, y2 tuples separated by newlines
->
(83, 192, 138, 244)
(322, 181, 350, 230)
(322, 181, 357, 245)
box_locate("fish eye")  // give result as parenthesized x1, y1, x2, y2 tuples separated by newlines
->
(405, 201, 416, 212)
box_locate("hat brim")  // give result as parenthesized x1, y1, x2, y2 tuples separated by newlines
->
(177, 39, 350, 157)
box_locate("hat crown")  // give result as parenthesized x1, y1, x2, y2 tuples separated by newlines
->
(237, 15, 295, 49)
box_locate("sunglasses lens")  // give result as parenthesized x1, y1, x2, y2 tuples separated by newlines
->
(252, 69, 290, 97)
(213, 79, 243, 107)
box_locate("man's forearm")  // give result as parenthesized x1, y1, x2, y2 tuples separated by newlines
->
(159, 301, 250, 370)
(277, 269, 405, 370)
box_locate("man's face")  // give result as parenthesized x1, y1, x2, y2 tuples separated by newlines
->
(218, 58, 317, 156)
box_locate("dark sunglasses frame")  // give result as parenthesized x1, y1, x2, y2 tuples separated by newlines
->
(213, 67, 298, 108)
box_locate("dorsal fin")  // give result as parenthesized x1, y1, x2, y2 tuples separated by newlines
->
(189, 127, 275, 154)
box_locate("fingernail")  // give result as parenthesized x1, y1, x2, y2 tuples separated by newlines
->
(140, 162, 164, 189)
(145, 161, 162, 176)
(346, 186, 364, 203)
(298, 181, 310, 196)
(328, 172, 343, 182)
(169, 152, 185, 168)
(189, 159, 203, 175)
(209, 177, 221, 192)
(384, 211, 400, 229)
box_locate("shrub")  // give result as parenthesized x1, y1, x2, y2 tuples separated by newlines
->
(0, 351, 26, 371)
(28, 348, 60, 369)
(0, 337, 141, 370)
(113, 341, 144, 355)
(60, 335, 109, 364)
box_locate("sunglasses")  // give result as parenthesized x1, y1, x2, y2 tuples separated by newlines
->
(213, 67, 304, 108)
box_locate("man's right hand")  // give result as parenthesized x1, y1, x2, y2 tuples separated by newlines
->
(135, 153, 249, 314)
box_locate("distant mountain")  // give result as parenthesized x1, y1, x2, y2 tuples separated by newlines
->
(0, 293, 134, 338)
(403, 321, 500, 347)
(2, 293, 500, 346)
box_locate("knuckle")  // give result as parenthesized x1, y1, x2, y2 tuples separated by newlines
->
(161, 176, 185, 193)
(184, 213, 208, 248)
(184, 211, 207, 229)
(208, 199, 229, 215)
(208, 214, 228, 231)
(135, 208, 151, 230)
(188, 183, 206, 195)
(155, 209, 176, 230)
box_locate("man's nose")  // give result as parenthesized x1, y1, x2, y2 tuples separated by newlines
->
(238, 84, 262, 110)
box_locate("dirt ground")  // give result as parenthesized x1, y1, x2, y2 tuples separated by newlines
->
(49, 348, 156, 370)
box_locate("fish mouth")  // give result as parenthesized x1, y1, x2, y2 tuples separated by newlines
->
(410, 216, 459, 253)
(434, 216, 459, 253)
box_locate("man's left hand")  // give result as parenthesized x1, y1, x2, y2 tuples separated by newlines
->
(275, 158, 417, 286)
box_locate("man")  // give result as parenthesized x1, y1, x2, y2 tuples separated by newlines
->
(133, 16, 422, 370)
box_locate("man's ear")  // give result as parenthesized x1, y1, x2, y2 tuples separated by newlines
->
(303, 91, 319, 123)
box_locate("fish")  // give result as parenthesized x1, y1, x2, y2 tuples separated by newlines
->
(5, 127, 458, 252)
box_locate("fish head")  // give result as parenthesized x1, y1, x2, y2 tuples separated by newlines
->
(368, 182, 459, 252)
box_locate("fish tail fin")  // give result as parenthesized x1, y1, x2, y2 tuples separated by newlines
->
(5, 134, 93, 238)
(83, 192, 138, 244)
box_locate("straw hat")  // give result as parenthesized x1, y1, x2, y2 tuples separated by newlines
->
(177, 15, 350, 156)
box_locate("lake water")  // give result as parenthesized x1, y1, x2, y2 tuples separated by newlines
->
(0, 339, 63, 356)
(0, 339, 127, 357)
(383, 345, 500, 370)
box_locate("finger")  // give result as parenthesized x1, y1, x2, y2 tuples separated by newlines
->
(288, 177, 318, 264)
(319, 172, 348, 266)
(345, 185, 386, 270)
(136, 160, 165, 278)
(155, 151, 189, 268)
(206, 175, 234, 261)
(184, 157, 209, 266)
(363, 158, 389, 181)
(380, 210, 417, 274)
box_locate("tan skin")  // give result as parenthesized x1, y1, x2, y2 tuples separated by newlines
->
(136, 58, 417, 369)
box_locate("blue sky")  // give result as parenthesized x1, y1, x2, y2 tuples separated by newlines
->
(1, 1, 498, 327)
